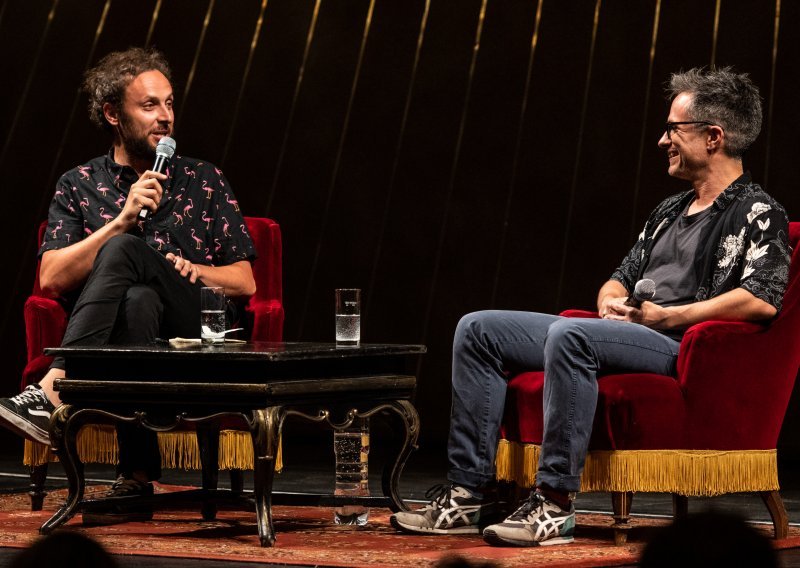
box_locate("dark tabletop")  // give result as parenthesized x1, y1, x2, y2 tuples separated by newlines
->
(45, 342, 427, 362)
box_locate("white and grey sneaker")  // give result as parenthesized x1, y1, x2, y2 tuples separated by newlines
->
(483, 491, 575, 547)
(0, 384, 55, 445)
(390, 484, 499, 535)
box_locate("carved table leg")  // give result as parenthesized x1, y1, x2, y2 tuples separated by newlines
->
(29, 462, 49, 511)
(760, 490, 789, 539)
(251, 407, 282, 547)
(381, 400, 420, 512)
(611, 491, 633, 546)
(40, 405, 85, 534)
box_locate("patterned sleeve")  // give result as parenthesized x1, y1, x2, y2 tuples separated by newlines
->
(739, 202, 791, 311)
(38, 177, 84, 257)
(210, 168, 257, 266)
(609, 225, 649, 294)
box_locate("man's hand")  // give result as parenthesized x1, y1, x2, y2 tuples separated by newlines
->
(602, 299, 671, 328)
(118, 170, 166, 227)
(165, 252, 202, 284)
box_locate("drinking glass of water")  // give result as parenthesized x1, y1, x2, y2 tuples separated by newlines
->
(335, 288, 360, 347)
(200, 286, 226, 344)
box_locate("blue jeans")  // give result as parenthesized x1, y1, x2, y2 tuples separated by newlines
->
(446, 310, 680, 493)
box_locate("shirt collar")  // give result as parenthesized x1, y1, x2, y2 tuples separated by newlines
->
(710, 171, 752, 211)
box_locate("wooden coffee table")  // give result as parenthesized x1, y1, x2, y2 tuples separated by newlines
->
(40, 342, 425, 546)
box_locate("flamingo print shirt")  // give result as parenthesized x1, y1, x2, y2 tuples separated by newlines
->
(39, 149, 256, 269)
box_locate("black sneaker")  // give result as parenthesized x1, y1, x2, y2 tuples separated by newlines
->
(483, 491, 575, 547)
(0, 385, 55, 445)
(390, 484, 499, 535)
(82, 476, 154, 525)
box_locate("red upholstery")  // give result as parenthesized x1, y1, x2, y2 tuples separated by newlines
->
(500, 222, 800, 454)
(21, 216, 284, 391)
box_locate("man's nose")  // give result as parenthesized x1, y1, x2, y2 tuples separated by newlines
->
(657, 131, 670, 147)
(157, 104, 173, 122)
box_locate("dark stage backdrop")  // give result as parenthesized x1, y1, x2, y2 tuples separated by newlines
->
(2, 0, 799, 452)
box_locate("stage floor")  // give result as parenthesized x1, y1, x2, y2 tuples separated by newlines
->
(0, 428, 798, 567)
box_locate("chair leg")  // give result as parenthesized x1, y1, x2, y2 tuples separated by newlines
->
(229, 469, 244, 494)
(29, 463, 49, 511)
(672, 493, 688, 519)
(760, 490, 789, 539)
(611, 491, 634, 545)
(196, 425, 220, 521)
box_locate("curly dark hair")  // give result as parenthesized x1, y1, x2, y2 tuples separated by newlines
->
(83, 47, 172, 133)
(666, 67, 762, 159)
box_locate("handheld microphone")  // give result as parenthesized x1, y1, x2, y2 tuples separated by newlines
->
(138, 136, 176, 220)
(624, 278, 656, 308)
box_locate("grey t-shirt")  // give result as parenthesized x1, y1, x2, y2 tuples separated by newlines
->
(642, 201, 714, 339)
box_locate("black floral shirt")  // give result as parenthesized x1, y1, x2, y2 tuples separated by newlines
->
(610, 173, 791, 311)
(40, 150, 256, 269)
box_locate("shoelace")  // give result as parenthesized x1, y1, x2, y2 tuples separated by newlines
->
(508, 491, 546, 521)
(424, 483, 454, 507)
(9, 387, 44, 407)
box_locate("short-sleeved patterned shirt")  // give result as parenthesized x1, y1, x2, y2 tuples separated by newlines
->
(40, 150, 256, 270)
(610, 173, 791, 312)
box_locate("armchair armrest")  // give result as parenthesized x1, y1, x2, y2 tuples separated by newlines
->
(24, 296, 67, 363)
(22, 295, 68, 390)
(676, 319, 792, 449)
(559, 309, 600, 319)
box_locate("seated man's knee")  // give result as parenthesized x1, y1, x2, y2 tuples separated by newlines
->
(454, 311, 496, 345)
(95, 234, 148, 263)
(544, 318, 590, 354)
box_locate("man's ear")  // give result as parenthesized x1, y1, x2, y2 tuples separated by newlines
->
(103, 102, 120, 127)
(707, 125, 724, 152)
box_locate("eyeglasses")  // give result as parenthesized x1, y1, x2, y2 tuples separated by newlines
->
(665, 121, 718, 139)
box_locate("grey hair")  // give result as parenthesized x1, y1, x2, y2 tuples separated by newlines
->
(83, 47, 172, 133)
(666, 67, 762, 159)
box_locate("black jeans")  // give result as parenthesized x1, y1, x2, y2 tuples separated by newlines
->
(53, 234, 205, 481)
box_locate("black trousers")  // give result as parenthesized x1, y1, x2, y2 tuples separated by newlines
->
(53, 234, 205, 480)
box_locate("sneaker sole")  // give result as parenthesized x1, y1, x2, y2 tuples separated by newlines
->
(390, 515, 481, 535)
(483, 529, 574, 547)
(0, 406, 50, 445)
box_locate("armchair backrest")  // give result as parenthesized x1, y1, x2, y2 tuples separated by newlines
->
(243, 216, 282, 308)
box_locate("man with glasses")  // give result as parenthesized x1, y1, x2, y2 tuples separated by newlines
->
(391, 67, 790, 547)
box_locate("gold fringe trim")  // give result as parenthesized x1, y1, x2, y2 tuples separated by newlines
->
(495, 440, 779, 496)
(23, 425, 283, 472)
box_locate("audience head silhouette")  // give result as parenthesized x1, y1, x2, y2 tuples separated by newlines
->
(11, 531, 117, 568)
(640, 511, 778, 567)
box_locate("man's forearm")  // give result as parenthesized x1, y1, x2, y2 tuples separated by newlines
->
(197, 260, 256, 298)
(658, 288, 777, 329)
(39, 219, 131, 297)
(597, 280, 629, 312)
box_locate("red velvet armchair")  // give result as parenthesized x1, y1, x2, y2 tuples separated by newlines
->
(21, 216, 284, 509)
(497, 222, 800, 544)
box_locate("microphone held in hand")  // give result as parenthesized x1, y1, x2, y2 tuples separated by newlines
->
(624, 278, 656, 308)
(138, 136, 177, 220)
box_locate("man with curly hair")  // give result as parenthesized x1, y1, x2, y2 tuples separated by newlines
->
(0, 47, 256, 520)
(392, 67, 791, 547)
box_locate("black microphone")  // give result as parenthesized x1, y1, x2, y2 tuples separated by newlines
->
(138, 136, 176, 220)
(624, 278, 656, 308)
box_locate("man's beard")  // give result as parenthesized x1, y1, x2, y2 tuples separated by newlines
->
(118, 114, 157, 162)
